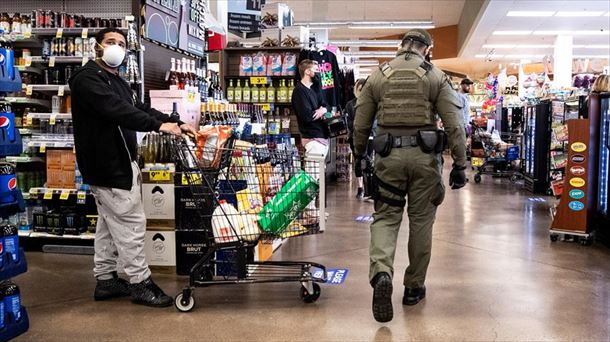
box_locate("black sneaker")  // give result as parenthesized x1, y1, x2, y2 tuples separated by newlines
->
(356, 188, 364, 200)
(403, 286, 426, 306)
(371, 272, 393, 323)
(130, 277, 173, 308)
(94, 272, 130, 301)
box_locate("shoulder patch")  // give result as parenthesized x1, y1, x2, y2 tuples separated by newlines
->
(379, 62, 393, 78)
(420, 60, 433, 72)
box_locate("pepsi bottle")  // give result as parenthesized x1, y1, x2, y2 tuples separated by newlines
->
(0, 102, 16, 143)
(0, 226, 4, 269)
(0, 286, 4, 330)
(1, 221, 18, 264)
(1, 281, 20, 323)
(0, 163, 16, 204)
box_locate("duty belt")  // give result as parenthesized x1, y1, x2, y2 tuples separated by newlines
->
(392, 135, 418, 148)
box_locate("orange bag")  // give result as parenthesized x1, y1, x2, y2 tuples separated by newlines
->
(196, 126, 233, 168)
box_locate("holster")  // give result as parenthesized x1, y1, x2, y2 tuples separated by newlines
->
(373, 133, 393, 157)
(416, 130, 448, 154)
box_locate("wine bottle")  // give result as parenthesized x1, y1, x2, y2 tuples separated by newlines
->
(252, 83, 260, 103)
(243, 79, 251, 103)
(234, 79, 242, 103)
(267, 82, 275, 103)
(227, 79, 235, 102)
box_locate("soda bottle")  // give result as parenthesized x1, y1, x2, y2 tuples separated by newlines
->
(2, 281, 21, 323)
(2, 220, 19, 263)
(0, 163, 16, 204)
(0, 285, 4, 330)
(0, 225, 4, 269)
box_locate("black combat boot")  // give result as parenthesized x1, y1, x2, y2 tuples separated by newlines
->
(371, 272, 393, 323)
(130, 277, 173, 307)
(403, 286, 426, 306)
(94, 272, 130, 301)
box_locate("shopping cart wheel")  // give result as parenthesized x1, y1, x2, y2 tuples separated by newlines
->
(175, 291, 195, 312)
(510, 174, 519, 183)
(550, 234, 559, 242)
(300, 283, 321, 303)
(474, 174, 482, 184)
(579, 237, 592, 246)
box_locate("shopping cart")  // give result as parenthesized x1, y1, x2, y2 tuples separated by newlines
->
(470, 123, 523, 184)
(169, 132, 327, 312)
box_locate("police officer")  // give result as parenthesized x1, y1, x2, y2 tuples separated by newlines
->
(353, 29, 467, 323)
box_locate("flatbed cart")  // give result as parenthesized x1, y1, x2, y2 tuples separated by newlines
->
(169, 134, 328, 312)
(548, 206, 594, 245)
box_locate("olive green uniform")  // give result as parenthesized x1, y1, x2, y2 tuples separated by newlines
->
(354, 48, 466, 288)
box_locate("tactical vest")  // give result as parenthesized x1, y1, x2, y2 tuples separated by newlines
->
(378, 59, 435, 127)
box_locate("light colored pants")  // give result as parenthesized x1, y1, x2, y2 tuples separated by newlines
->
(91, 162, 151, 284)
(304, 140, 328, 211)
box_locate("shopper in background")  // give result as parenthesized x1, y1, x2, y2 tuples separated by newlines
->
(458, 78, 474, 135)
(346, 78, 372, 200)
(591, 74, 610, 93)
(69, 28, 197, 308)
(354, 29, 467, 322)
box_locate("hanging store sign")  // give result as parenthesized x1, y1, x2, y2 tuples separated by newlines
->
(228, 0, 265, 34)
(144, 0, 207, 56)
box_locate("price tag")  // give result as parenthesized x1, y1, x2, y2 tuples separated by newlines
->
(182, 173, 203, 185)
(50, 114, 57, 125)
(40, 143, 46, 153)
(56, 28, 63, 39)
(26, 85, 33, 96)
(250, 77, 268, 85)
(60, 190, 70, 200)
(77, 191, 87, 204)
(25, 116, 33, 126)
(149, 171, 171, 182)
(58, 85, 64, 96)
(25, 56, 32, 67)
(24, 30, 32, 39)
(81, 28, 88, 39)
(261, 103, 271, 112)
(49, 56, 56, 67)
(43, 190, 53, 200)
(21, 83, 26, 89)
(82, 57, 88, 66)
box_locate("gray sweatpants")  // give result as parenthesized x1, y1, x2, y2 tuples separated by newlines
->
(90, 162, 151, 284)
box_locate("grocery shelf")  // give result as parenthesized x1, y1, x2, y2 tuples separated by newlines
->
(27, 113, 72, 119)
(16, 66, 43, 75)
(28, 232, 95, 240)
(30, 56, 92, 64)
(29, 187, 90, 196)
(26, 84, 71, 93)
(2, 97, 51, 108)
(31, 27, 126, 36)
(224, 47, 302, 51)
(5, 156, 45, 163)
(28, 139, 74, 149)
(18, 128, 35, 135)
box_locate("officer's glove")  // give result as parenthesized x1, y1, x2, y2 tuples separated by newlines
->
(449, 165, 467, 190)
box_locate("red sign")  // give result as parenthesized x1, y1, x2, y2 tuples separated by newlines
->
(570, 166, 586, 176)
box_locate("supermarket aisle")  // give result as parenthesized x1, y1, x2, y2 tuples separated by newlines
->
(16, 170, 610, 341)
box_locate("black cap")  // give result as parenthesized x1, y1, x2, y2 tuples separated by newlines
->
(460, 78, 474, 85)
(402, 29, 433, 47)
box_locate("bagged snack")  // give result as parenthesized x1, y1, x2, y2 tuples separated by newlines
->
(282, 53, 297, 76)
(270, 53, 282, 76)
(252, 52, 267, 76)
(196, 126, 233, 168)
(240, 55, 253, 76)
(256, 162, 272, 198)
(236, 189, 264, 214)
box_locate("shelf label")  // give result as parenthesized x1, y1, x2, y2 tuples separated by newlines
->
(43, 190, 53, 200)
(82, 57, 88, 66)
(56, 28, 63, 39)
(25, 56, 32, 67)
(250, 77, 268, 85)
(260, 103, 271, 111)
(26, 85, 33, 96)
(50, 114, 57, 125)
(24, 30, 32, 39)
(58, 85, 64, 97)
(60, 190, 70, 200)
(149, 170, 171, 181)
(40, 143, 46, 153)
(81, 28, 88, 39)
(77, 191, 87, 204)
(25, 116, 33, 126)
(49, 56, 56, 67)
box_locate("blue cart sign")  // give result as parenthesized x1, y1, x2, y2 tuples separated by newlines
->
(568, 201, 585, 211)
(569, 189, 585, 199)
(313, 269, 349, 285)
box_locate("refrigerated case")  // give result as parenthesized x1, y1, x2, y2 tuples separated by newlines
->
(597, 93, 610, 243)
(523, 101, 552, 194)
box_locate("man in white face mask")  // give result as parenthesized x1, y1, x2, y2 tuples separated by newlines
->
(69, 28, 197, 308)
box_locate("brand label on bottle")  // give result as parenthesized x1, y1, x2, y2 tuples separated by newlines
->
(571, 142, 587, 152)
(569, 189, 585, 199)
(6, 295, 21, 321)
(568, 201, 585, 211)
(0, 301, 4, 329)
(4, 235, 17, 262)
(569, 177, 585, 188)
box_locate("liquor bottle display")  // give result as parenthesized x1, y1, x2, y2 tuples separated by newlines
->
(242, 80, 251, 103)
(226, 79, 235, 102)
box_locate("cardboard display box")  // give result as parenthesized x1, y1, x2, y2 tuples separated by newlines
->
(175, 229, 214, 276)
(46, 149, 76, 188)
(142, 182, 175, 223)
(175, 185, 213, 231)
(145, 230, 176, 267)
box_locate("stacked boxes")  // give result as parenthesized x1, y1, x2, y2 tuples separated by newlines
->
(46, 150, 76, 189)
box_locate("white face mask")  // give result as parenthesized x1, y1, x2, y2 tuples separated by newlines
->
(99, 44, 126, 68)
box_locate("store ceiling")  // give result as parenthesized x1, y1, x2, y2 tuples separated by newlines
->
(462, 0, 610, 60)
(280, 0, 466, 39)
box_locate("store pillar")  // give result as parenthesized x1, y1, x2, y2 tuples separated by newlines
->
(553, 35, 573, 88)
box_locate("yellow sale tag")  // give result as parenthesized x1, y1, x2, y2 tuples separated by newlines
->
(77, 191, 87, 201)
(40, 143, 46, 153)
(82, 57, 88, 66)
(81, 28, 88, 39)
(44, 190, 53, 200)
(26, 116, 33, 126)
(60, 190, 70, 200)
(56, 28, 63, 39)
(150, 171, 171, 181)
(182, 173, 203, 185)
(49, 56, 56, 67)
(250, 77, 268, 85)
(58, 85, 64, 96)
(50, 114, 57, 125)
(24, 30, 32, 38)
(26, 85, 33, 96)
(25, 56, 32, 67)
(261, 103, 271, 111)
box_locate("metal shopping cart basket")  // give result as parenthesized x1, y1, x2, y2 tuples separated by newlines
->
(169, 133, 327, 312)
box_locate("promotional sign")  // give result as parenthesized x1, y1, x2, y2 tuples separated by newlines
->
(144, 0, 207, 56)
(571, 154, 585, 163)
(569, 189, 585, 200)
(568, 201, 585, 211)
(228, 0, 265, 34)
(571, 142, 587, 152)
(569, 166, 586, 176)
(312, 268, 349, 285)
(570, 177, 586, 188)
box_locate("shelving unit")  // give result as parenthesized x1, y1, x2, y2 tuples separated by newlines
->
(25, 85, 71, 93)
(2, 96, 51, 108)
(26, 113, 72, 120)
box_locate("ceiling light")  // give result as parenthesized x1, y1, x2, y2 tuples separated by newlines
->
(475, 54, 504, 58)
(573, 55, 610, 59)
(605, 12, 610, 17)
(492, 31, 532, 35)
(519, 44, 554, 48)
(584, 45, 610, 49)
(345, 51, 397, 58)
(349, 24, 435, 29)
(294, 20, 434, 30)
(555, 11, 605, 17)
(533, 30, 610, 35)
(482, 44, 516, 48)
(330, 40, 401, 48)
(353, 61, 380, 66)
(506, 11, 555, 17)
(505, 54, 545, 59)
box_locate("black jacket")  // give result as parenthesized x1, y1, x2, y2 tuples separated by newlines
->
(69, 61, 180, 190)
(291, 81, 329, 139)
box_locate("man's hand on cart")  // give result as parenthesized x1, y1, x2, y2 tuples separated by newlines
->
(160, 122, 182, 137)
(180, 123, 199, 137)
(449, 165, 467, 190)
(313, 107, 327, 121)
